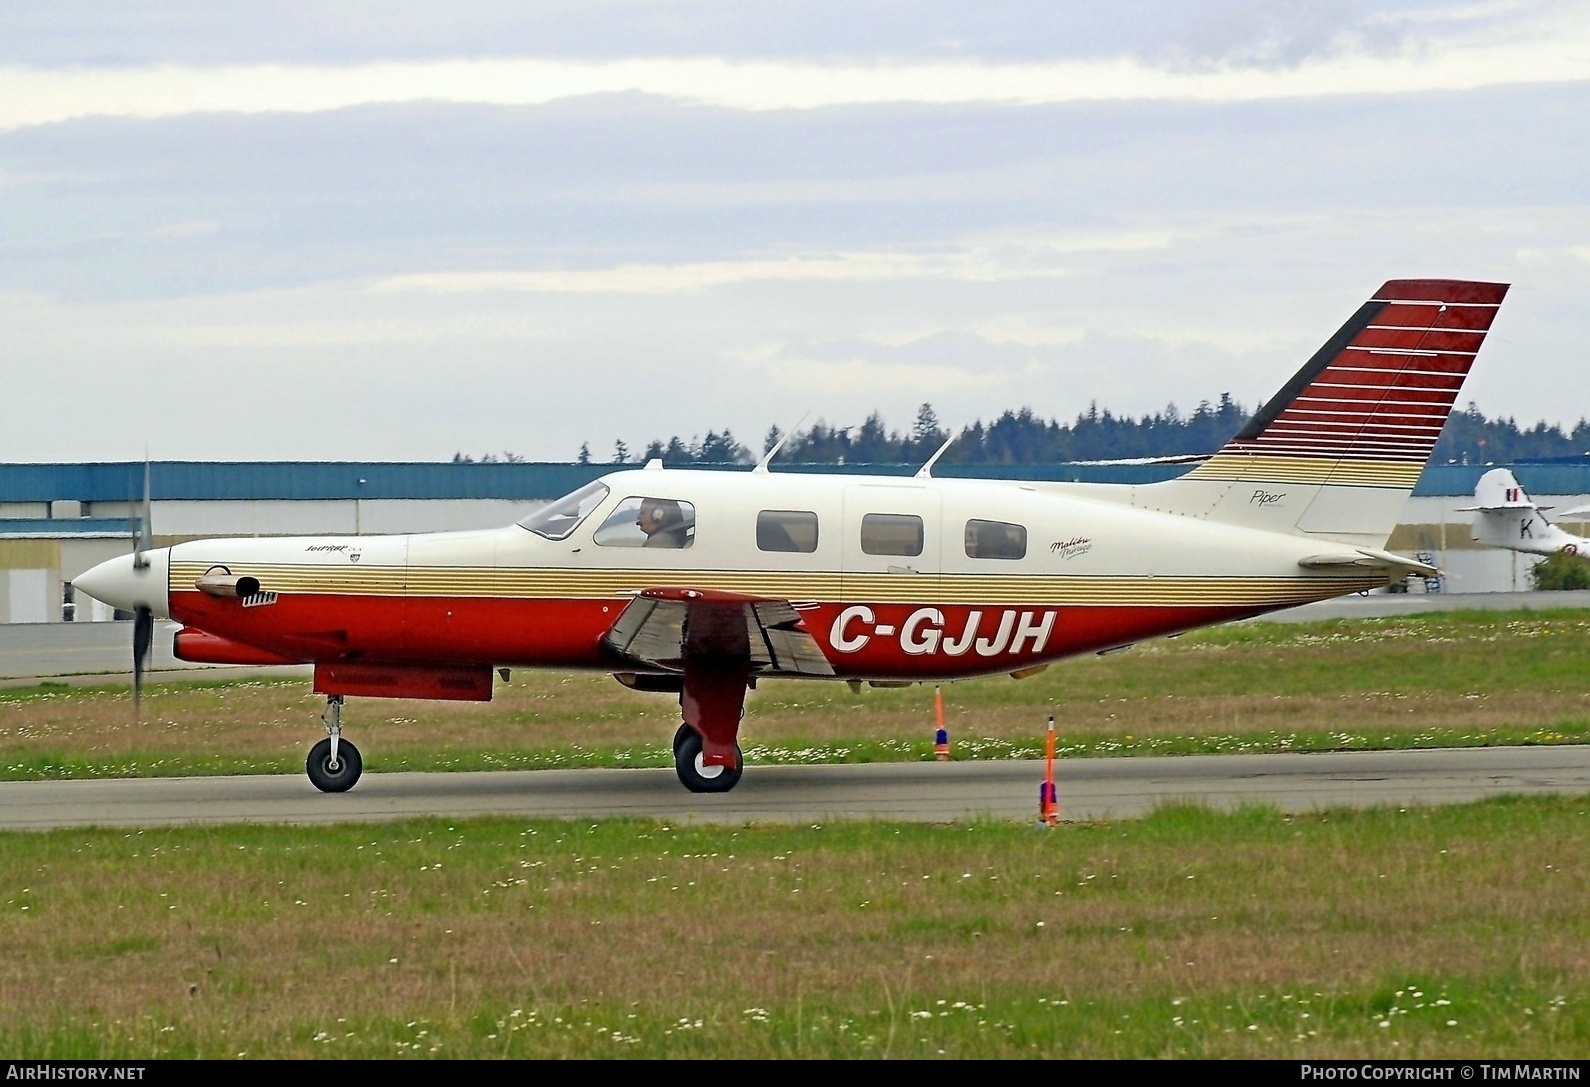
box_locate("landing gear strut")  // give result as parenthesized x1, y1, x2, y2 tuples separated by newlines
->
(307, 694, 363, 793)
(671, 657, 751, 793)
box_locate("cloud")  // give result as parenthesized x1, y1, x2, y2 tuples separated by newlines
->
(6, 205, 1590, 462)
(765, 357, 1013, 400)
(375, 254, 1010, 294)
(372, 229, 1179, 295)
(757, 328, 1263, 417)
(4, 13, 1590, 131)
(3, 6, 1589, 461)
(0, 2, 1549, 67)
(144, 219, 219, 239)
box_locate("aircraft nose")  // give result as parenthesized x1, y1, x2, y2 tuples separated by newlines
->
(74, 549, 171, 619)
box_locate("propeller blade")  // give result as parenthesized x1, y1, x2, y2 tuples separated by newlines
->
(134, 459, 153, 568)
(132, 605, 153, 715)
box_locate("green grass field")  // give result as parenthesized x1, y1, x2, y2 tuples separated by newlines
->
(2, 797, 1587, 1058)
(2, 610, 1588, 780)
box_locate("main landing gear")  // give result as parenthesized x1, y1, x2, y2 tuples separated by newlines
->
(673, 723, 743, 793)
(307, 694, 363, 793)
(671, 658, 751, 793)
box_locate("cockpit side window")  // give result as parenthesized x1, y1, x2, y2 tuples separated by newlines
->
(593, 497, 696, 549)
(517, 481, 610, 540)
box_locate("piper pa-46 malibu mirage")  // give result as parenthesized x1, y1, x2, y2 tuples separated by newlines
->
(75, 278, 1509, 794)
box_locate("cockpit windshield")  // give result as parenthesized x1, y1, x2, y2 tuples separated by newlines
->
(516, 480, 610, 540)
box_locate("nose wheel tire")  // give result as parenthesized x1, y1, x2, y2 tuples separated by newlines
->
(673, 728, 743, 793)
(307, 737, 363, 793)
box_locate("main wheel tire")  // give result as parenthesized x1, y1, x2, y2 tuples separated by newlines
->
(306, 737, 363, 793)
(673, 729, 743, 793)
(672, 723, 693, 758)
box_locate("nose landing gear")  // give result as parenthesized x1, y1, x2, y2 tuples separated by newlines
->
(307, 694, 363, 792)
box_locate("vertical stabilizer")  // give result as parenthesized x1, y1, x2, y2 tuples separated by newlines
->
(1137, 279, 1510, 548)
(1467, 467, 1585, 555)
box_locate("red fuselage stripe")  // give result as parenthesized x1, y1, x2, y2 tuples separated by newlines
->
(170, 590, 1283, 681)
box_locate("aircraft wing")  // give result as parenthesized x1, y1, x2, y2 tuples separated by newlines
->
(603, 587, 835, 677)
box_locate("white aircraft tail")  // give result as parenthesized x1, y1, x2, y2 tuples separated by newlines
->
(1465, 467, 1581, 555)
(1131, 279, 1510, 549)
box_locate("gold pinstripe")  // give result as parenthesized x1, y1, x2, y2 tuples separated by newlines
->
(1184, 453, 1424, 488)
(171, 561, 1383, 608)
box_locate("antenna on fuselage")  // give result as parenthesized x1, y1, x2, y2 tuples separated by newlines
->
(914, 426, 963, 479)
(751, 411, 810, 475)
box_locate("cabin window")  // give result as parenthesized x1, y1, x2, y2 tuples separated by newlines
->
(860, 513, 924, 557)
(517, 481, 609, 540)
(965, 518, 1027, 560)
(593, 496, 696, 549)
(757, 510, 819, 553)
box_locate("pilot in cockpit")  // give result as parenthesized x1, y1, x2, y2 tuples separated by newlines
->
(637, 500, 693, 548)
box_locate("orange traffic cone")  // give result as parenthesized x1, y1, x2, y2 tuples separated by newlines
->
(1039, 715, 1059, 825)
(933, 685, 950, 761)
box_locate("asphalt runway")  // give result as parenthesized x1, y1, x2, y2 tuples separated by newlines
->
(2, 745, 1588, 830)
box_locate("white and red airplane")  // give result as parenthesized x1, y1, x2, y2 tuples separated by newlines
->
(74, 278, 1509, 794)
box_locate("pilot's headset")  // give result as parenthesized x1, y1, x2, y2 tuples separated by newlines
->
(641, 502, 676, 527)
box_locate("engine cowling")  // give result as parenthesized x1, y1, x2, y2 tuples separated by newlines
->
(173, 628, 302, 666)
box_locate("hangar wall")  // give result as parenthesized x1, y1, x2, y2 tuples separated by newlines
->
(3, 460, 1587, 624)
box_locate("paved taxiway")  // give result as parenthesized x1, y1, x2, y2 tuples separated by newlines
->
(2, 745, 1587, 830)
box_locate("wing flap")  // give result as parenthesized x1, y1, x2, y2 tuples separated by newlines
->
(604, 598, 688, 665)
(603, 588, 834, 677)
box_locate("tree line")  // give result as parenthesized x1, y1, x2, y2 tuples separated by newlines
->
(452, 398, 1590, 466)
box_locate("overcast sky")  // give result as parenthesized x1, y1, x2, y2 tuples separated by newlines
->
(3, 1, 1589, 463)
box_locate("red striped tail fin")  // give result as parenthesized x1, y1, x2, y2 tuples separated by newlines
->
(1187, 279, 1509, 490)
(1124, 278, 1512, 548)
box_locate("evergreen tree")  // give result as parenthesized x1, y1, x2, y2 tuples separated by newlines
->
(910, 403, 944, 457)
(851, 412, 896, 462)
(697, 430, 750, 464)
(600, 399, 1587, 468)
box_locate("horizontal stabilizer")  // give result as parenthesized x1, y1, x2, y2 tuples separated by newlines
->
(1299, 548, 1438, 578)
